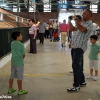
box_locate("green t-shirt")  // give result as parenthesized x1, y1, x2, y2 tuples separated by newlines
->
(11, 41, 25, 67)
(88, 44, 100, 60)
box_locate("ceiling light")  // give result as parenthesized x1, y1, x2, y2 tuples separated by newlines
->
(72, 4, 87, 6)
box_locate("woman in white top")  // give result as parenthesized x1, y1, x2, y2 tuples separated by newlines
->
(29, 19, 37, 54)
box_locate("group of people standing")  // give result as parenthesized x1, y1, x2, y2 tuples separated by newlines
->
(67, 9, 100, 92)
(8, 8, 100, 96)
(28, 9, 100, 93)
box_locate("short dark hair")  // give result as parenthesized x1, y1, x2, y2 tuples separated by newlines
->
(90, 35, 98, 41)
(86, 9, 93, 16)
(29, 19, 35, 23)
(11, 31, 21, 40)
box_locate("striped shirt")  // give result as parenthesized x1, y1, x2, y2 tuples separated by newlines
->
(72, 20, 93, 52)
(29, 24, 37, 35)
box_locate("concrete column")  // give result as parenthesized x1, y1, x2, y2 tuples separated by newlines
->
(0, 13, 3, 21)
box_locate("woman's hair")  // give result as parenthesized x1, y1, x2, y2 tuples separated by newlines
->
(29, 19, 35, 23)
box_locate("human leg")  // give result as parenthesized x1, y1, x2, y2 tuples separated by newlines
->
(40, 33, 45, 44)
(93, 60, 98, 81)
(33, 39, 37, 53)
(87, 60, 94, 79)
(63, 32, 67, 46)
(16, 67, 28, 95)
(61, 32, 64, 47)
(8, 67, 17, 94)
(30, 36, 34, 53)
(69, 48, 74, 73)
(67, 48, 84, 92)
(80, 54, 85, 85)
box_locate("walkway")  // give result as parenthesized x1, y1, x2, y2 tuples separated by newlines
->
(0, 39, 100, 100)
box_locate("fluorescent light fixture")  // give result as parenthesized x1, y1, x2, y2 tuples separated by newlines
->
(68, 8, 82, 10)
(72, 4, 87, 6)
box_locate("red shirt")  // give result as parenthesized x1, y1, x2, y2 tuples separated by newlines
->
(59, 23, 69, 32)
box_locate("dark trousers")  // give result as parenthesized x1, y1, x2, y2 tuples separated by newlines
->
(45, 30, 49, 38)
(72, 48, 85, 87)
(39, 33, 45, 43)
(36, 30, 39, 39)
(49, 29, 53, 39)
(29, 36, 37, 53)
(68, 31, 72, 42)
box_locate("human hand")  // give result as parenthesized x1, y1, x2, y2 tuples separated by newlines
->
(69, 43, 71, 48)
(98, 51, 100, 54)
(33, 37, 36, 40)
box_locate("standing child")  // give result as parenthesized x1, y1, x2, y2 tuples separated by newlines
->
(8, 31, 28, 95)
(87, 35, 100, 81)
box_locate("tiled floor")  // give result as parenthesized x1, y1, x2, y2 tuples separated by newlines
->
(0, 39, 100, 100)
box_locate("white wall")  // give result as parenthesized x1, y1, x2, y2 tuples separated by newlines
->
(58, 9, 83, 24)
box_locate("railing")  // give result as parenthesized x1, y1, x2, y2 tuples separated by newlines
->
(0, 8, 30, 27)
(0, 27, 30, 59)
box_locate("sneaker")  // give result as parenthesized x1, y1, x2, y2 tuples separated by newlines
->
(18, 90, 28, 95)
(69, 70, 73, 73)
(80, 82, 86, 87)
(93, 76, 98, 81)
(67, 86, 80, 92)
(8, 88, 16, 94)
(87, 75, 93, 79)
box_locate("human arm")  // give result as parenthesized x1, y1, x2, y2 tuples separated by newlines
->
(75, 19, 87, 32)
(33, 30, 37, 39)
(98, 46, 100, 54)
(23, 54, 25, 59)
(22, 44, 25, 59)
(33, 25, 37, 39)
(96, 26, 100, 30)
(69, 39, 72, 48)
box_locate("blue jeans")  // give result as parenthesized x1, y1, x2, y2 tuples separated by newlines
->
(72, 48, 85, 87)
(49, 29, 52, 39)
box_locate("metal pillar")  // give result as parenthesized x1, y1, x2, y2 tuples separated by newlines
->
(27, 0, 30, 18)
(17, 0, 20, 27)
(98, 0, 100, 13)
(3, 0, 4, 3)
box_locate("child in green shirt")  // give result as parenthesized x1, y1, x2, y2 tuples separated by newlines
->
(87, 35, 100, 81)
(8, 31, 28, 95)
